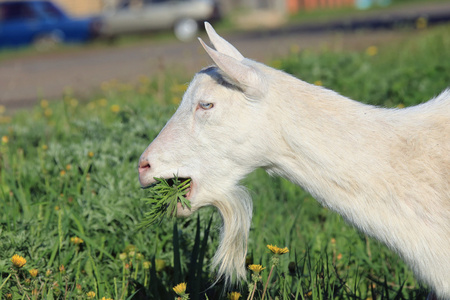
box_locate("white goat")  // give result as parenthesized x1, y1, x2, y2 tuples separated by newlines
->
(138, 23, 450, 298)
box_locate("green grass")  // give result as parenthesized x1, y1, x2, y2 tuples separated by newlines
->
(286, 0, 449, 24)
(1, 24, 449, 299)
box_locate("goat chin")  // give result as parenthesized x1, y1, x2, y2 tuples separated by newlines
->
(173, 181, 252, 285)
(194, 185, 253, 286)
(176, 202, 196, 217)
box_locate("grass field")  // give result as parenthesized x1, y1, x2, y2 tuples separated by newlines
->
(1, 24, 449, 300)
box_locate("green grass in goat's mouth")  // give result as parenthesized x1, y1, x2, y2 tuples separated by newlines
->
(138, 176, 191, 229)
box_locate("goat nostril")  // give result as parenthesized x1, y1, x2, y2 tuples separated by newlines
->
(138, 161, 151, 174)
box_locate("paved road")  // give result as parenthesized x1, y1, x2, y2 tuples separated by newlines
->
(1, 1, 450, 111)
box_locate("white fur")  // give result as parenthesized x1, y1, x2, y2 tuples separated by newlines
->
(139, 23, 450, 298)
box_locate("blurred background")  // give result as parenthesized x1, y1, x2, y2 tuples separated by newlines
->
(1, 0, 449, 111)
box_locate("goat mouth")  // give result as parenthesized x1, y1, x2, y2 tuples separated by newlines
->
(142, 177, 193, 199)
(168, 177, 192, 198)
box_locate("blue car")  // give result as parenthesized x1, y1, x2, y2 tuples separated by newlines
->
(0, 0, 102, 49)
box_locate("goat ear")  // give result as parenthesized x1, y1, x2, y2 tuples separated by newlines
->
(204, 22, 244, 61)
(199, 38, 265, 99)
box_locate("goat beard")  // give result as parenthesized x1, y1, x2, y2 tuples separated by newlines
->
(204, 185, 253, 286)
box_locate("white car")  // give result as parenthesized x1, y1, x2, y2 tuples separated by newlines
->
(100, 0, 220, 41)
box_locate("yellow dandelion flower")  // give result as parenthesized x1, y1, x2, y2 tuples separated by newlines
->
(59, 264, 65, 274)
(88, 151, 94, 158)
(70, 236, 84, 245)
(29, 268, 38, 278)
(40, 99, 49, 108)
(86, 291, 96, 299)
(45, 269, 52, 277)
(44, 108, 53, 117)
(171, 83, 188, 94)
(365, 46, 378, 56)
(314, 80, 323, 86)
(98, 98, 108, 106)
(143, 261, 151, 269)
(66, 164, 72, 171)
(173, 282, 187, 295)
(124, 244, 136, 253)
(270, 60, 282, 69)
(331, 238, 336, 244)
(228, 291, 241, 300)
(60, 170, 66, 177)
(248, 264, 265, 274)
(110, 104, 120, 113)
(11, 254, 26, 268)
(155, 259, 166, 272)
(0, 116, 12, 124)
(42, 144, 48, 150)
(70, 98, 78, 107)
(337, 253, 343, 260)
(100, 297, 113, 300)
(267, 244, 289, 255)
(397, 103, 405, 109)
(171, 96, 181, 105)
(139, 75, 150, 84)
(5, 293, 12, 300)
(416, 17, 427, 29)
(2, 135, 8, 144)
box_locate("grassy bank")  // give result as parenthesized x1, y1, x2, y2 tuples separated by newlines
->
(0, 25, 449, 299)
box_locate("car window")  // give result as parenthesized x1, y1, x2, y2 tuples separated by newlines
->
(147, 0, 170, 3)
(119, 0, 143, 9)
(40, 2, 65, 19)
(0, 3, 37, 21)
(141, 0, 173, 5)
(118, 0, 175, 9)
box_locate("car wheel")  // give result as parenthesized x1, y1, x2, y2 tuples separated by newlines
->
(174, 18, 198, 42)
(33, 31, 63, 51)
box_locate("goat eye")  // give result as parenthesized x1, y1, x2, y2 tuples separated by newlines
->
(199, 102, 214, 110)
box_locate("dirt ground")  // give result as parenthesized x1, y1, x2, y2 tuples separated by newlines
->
(1, 1, 450, 111)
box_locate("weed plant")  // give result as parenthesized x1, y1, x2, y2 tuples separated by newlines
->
(139, 177, 191, 229)
(0, 25, 449, 299)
